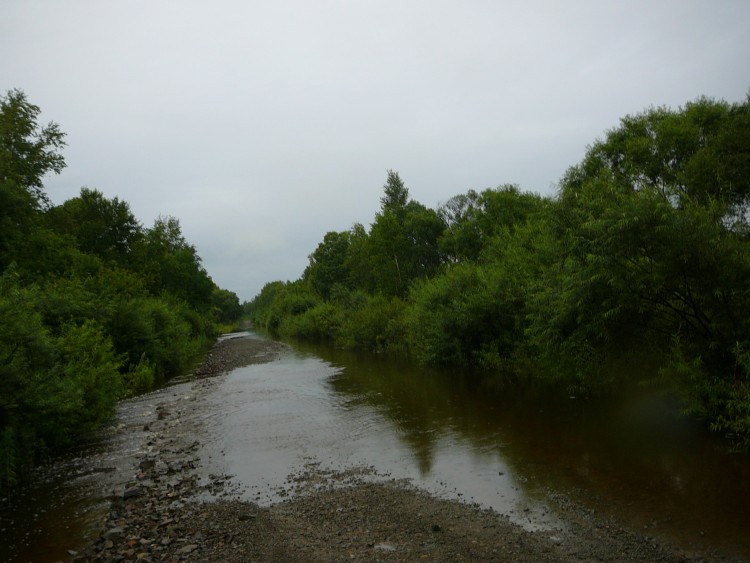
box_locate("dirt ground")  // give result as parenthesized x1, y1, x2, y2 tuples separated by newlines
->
(73, 335, 734, 562)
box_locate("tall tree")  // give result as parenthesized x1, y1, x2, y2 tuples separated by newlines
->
(369, 172, 445, 296)
(134, 216, 214, 307)
(569, 95, 750, 212)
(46, 188, 142, 266)
(438, 185, 547, 262)
(380, 169, 409, 212)
(533, 95, 750, 436)
(0, 89, 66, 269)
(304, 230, 353, 299)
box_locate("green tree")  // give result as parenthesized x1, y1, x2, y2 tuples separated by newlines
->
(533, 95, 750, 439)
(575, 95, 750, 211)
(134, 216, 214, 307)
(304, 230, 353, 299)
(367, 172, 445, 296)
(438, 185, 547, 263)
(46, 187, 142, 266)
(210, 286, 243, 324)
(0, 89, 66, 269)
(380, 169, 409, 211)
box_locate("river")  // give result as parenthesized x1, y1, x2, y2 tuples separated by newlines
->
(2, 332, 750, 560)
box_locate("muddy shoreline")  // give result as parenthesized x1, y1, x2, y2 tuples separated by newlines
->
(71, 335, 734, 562)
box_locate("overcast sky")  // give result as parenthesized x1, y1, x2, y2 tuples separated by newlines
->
(2, 1, 748, 301)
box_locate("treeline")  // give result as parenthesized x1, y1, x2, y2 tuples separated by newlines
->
(0, 90, 242, 490)
(249, 94, 750, 450)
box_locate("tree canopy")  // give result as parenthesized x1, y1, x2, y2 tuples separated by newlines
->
(0, 90, 243, 491)
(248, 93, 750, 451)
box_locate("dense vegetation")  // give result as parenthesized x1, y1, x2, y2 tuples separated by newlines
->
(249, 94, 750, 450)
(0, 90, 242, 490)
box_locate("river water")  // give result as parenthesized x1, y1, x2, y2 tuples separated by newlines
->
(2, 333, 750, 560)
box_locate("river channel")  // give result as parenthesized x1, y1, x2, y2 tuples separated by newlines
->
(2, 332, 750, 560)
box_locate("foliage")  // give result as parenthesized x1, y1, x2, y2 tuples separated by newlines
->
(133, 215, 215, 307)
(0, 90, 239, 491)
(210, 286, 244, 324)
(0, 273, 123, 488)
(46, 187, 141, 266)
(536, 96, 750, 423)
(336, 293, 408, 354)
(0, 89, 66, 270)
(303, 230, 354, 299)
(366, 196, 445, 297)
(251, 93, 750, 449)
(438, 184, 547, 262)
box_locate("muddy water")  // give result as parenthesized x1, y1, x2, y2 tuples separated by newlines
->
(200, 340, 750, 558)
(3, 334, 750, 561)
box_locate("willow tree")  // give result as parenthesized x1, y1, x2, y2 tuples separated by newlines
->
(533, 95, 750, 446)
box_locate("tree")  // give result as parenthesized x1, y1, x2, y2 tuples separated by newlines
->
(304, 230, 353, 299)
(46, 188, 142, 266)
(572, 96, 750, 212)
(533, 95, 750, 440)
(210, 287, 243, 324)
(438, 185, 547, 262)
(380, 169, 409, 212)
(133, 216, 214, 307)
(437, 189, 481, 262)
(0, 89, 66, 269)
(368, 172, 445, 296)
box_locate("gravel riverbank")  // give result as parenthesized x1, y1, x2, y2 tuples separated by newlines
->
(72, 335, 733, 562)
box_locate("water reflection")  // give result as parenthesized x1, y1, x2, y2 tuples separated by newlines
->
(291, 340, 750, 558)
(203, 345, 562, 532)
(8, 332, 746, 561)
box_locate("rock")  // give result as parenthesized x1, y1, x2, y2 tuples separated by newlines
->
(123, 486, 142, 500)
(139, 459, 155, 472)
(104, 526, 126, 540)
(176, 544, 199, 555)
(238, 513, 256, 521)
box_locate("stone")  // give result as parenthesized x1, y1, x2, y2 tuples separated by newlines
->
(123, 486, 142, 500)
(177, 544, 199, 555)
(104, 527, 125, 540)
(237, 513, 256, 521)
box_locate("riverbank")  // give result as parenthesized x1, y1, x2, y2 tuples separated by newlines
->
(72, 335, 733, 562)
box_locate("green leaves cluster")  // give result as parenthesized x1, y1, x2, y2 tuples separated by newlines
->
(0, 90, 242, 490)
(249, 93, 750, 450)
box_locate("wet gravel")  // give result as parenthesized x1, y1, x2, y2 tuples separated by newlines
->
(70, 335, 734, 562)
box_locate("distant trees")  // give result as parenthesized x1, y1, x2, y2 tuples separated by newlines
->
(249, 93, 750, 450)
(0, 90, 242, 491)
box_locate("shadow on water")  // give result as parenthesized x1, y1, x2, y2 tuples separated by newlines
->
(3, 332, 750, 560)
(289, 339, 750, 558)
(0, 445, 110, 562)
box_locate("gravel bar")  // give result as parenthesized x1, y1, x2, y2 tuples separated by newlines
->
(71, 335, 734, 562)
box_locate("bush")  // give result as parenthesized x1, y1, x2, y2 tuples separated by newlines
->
(123, 354, 155, 396)
(337, 294, 407, 353)
(280, 301, 344, 341)
(407, 262, 525, 368)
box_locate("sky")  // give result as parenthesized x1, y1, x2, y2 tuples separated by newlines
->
(2, 1, 749, 302)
